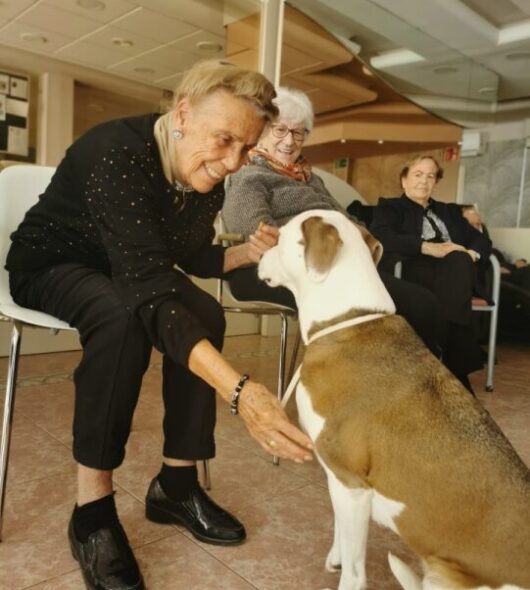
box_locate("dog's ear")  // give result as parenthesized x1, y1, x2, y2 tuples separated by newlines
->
(302, 216, 343, 282)
(355, 223, 383, 266)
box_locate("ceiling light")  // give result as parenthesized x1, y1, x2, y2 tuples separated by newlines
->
(340, 138, 347, 144)
(377, 139, 384, 144)
(361, 65, 374, 77)
(77, 0, 106, 10)
(133, 67, 155, 75)
(196, 41, 222, 52)
(433, 66, 458, 75)
(112, 37, 134, 48)
(20, 32, 48, 43)
(505, 52, 530, 61)
(88, 102, 105, 112)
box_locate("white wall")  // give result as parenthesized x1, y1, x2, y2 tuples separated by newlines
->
(489, 227, 530, 262)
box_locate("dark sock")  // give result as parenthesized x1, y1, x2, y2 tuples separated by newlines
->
(73, 493, 119, 542)
(159, 464, 199, 501)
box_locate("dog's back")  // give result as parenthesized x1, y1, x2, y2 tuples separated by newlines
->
(302, 314, 530, 588)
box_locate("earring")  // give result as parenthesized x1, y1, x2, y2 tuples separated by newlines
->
(172, 129, 184, 140)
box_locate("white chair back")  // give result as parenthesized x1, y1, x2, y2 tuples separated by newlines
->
(312, 167, 367, 208)
(0, 165, 72, 328)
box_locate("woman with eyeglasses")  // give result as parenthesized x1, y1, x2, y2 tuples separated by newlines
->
(222, 87, 446, 363)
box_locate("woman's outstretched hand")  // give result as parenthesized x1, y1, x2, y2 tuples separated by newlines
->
(238, 381, 314, 463)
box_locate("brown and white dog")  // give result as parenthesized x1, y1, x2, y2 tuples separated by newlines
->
(258, 210, 530, 590)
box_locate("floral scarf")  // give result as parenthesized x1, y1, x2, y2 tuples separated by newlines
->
(248, 147, 312, 182)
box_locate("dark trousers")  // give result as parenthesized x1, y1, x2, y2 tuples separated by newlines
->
(227, 266, 445, 359)
(401, 251, 483, 376)
(9, 263, 224, 470)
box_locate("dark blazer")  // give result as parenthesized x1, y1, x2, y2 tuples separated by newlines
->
(370, 195, 492, 272)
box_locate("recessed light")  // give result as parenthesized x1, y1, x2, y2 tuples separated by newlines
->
(361, 65, 374, 77)
(377, 139, 384, 144)
(133, 67, 155, 75)
(340, 138, 347, 144)
(20, 32, 48, 43)
(77, 0, 106, 10)
(433, 65, 458, 75)
(112, 37, 134, 48)
(505, 52, 530, 61)
(196, 41, 222, 52)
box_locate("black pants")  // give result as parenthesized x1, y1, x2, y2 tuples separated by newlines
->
(9, 264, 224, 470)
(227, 265, 445, 359)
(401, 251, 483, 376)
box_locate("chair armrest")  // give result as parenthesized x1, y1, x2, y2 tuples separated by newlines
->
(218, 232, 245, 245)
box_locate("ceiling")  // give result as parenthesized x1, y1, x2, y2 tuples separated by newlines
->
(0, 0, 529, 129)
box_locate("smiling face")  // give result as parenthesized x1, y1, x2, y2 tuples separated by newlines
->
(259, 118, 307, 165)
(401, 157, 439, 206)
(173, 89, 265, 193)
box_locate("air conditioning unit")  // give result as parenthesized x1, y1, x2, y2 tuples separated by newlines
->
(460, 130, 484, 158)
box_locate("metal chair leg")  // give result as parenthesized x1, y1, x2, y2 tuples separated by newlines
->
(273, 313, 289, 466)
(485, 302, 499, 392)
(199, 459, 211, 491)
(0, 321, 23, 542)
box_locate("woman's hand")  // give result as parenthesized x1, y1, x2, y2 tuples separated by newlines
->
(223, 224, 279, 271)
(247, 224, 279, 264)
(238, 381, 314, 463)
(421, 241, 467, 258)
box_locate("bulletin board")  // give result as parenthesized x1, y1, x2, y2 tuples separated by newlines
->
(0, 70, 30, 157)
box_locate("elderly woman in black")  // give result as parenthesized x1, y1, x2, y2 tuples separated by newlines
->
(370, 155, 492, 389)
(6, 61, 313, 590)
(223, 87, 445, 361)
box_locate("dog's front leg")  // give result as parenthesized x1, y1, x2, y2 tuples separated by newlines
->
(325, 469, 372, 590)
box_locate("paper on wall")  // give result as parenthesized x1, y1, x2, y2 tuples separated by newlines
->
(6, 97, 29, 118)
(7, 125, 28, 156)
(9, 77, 28, 99)
(0, 74, 8, 94)
(0, 94, 6, 121)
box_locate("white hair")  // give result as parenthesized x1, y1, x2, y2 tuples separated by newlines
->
(273, 87, 314, 132)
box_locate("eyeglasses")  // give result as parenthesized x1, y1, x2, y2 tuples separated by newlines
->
(270, 124, 308, 143)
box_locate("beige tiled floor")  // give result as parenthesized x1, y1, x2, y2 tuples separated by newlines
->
(0, 335, 529, 590)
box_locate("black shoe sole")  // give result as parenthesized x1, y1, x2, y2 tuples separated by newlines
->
(145, 501, 246, 546)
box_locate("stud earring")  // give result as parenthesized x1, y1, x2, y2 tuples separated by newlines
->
(172, 129, 184, 140)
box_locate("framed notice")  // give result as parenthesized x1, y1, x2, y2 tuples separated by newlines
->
(0, 71, 30, 157)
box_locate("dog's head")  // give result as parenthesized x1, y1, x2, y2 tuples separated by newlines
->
(258, 210, 384, 301)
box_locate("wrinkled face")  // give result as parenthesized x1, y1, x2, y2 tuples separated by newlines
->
(259, 118, 307, 165)
(401, 158, 439, 204)
(173, 89, 265, 193)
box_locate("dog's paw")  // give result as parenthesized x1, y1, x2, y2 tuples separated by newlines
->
(325, 549, 341, 572)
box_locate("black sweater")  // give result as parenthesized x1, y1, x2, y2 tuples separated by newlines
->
(7, 114, 226, 365)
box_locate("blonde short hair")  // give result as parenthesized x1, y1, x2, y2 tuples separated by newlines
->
(171, 59, 278, 122)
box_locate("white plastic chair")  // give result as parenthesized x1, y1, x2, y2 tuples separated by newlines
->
(0, 164, 76, 541)
(395, 254, 501, 391)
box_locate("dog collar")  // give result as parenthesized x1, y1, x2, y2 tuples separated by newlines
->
(281, 313, 386, 409)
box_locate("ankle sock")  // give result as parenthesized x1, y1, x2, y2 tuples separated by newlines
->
(159, 464, 199, 501)
(73, 493, 119, 542)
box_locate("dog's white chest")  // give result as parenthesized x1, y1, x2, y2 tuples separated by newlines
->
(296, 382, 325, 442)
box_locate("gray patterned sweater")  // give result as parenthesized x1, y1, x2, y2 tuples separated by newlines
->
(222, 156, 355, 237)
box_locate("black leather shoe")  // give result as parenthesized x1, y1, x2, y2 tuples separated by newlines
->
(68, 515, 145, 590)
(145, 476, 246, 546)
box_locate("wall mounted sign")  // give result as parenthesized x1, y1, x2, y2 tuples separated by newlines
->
(0, 70, 29, 156)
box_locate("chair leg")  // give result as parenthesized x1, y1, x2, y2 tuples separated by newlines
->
(485, 306, 499, 393)
(0, 321, 23, 542)
(273, 313, 289, 466)
(199, 459, 211, 491)
(287, 330, 302, 384)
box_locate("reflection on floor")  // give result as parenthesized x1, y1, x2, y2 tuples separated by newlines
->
(0, 335, 529, 590)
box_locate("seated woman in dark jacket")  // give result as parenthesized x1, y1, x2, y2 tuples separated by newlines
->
(370, 155, 492, 388)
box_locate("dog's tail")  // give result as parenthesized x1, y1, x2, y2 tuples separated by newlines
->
(388, 552, 422, 590)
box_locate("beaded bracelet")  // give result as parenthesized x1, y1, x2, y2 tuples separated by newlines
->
(230, 374, 250, 416)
